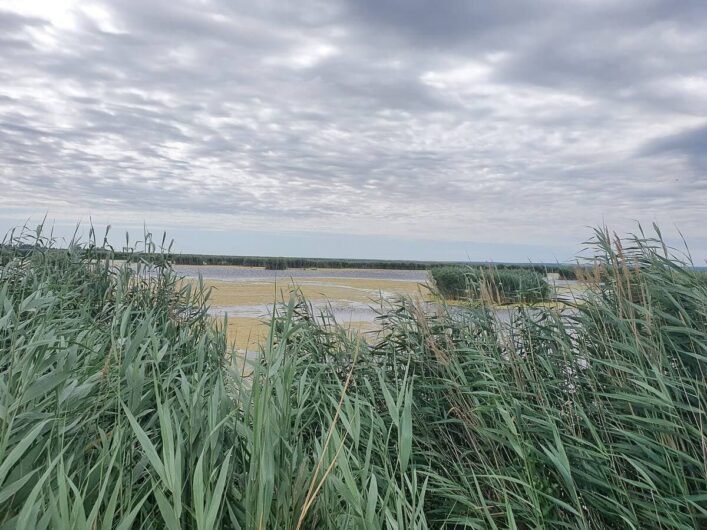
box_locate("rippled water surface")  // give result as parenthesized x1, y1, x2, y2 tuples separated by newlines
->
(173, 265, 427, 282)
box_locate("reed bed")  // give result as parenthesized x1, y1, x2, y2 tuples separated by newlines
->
(0, 224, 705, 529)
(430, 266, 551, 303)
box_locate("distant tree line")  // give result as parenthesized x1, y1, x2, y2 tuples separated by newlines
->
(1, 244, 578, 278)
(154, 252, 435, 270)
(114, 251, 579, 278)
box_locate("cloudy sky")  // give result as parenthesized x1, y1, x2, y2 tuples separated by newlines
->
(0, 0, 705, 262)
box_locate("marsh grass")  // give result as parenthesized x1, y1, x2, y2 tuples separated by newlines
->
(0, 223, 705, 529)
(430, 265, 551, 303)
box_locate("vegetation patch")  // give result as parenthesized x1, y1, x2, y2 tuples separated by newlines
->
(1, 225, 705, 529)
(431, 265, 551, 303)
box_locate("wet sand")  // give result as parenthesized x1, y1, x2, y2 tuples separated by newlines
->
(186, 271, 429, 350)
(180, 266, 585, 351)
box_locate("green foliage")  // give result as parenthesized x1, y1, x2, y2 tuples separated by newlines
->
(1, 223, 705, 529)
(14, 246, 575, 276)
(428, 266, 469, 298)
(264, 257, 288, 270)
(431, 265, 551, 303)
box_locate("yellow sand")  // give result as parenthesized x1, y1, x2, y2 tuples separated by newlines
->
(194, 274, 429, 351)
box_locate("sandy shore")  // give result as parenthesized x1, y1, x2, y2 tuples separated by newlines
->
(195, 275, 429, 350)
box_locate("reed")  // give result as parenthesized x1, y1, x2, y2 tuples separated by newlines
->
(430, 265, 551, 303)
(0, 223, 704, 528)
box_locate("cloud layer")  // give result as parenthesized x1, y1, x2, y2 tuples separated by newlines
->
(1, 0, 705, 257)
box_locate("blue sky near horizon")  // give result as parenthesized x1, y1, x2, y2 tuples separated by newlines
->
(2, 215, 705, 265)
(0, 216, 576, 262)
(0, 1, 705, 262)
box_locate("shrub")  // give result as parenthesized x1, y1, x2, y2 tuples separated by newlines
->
(429, 266, 469, 298)
(431, 265, 550, 303)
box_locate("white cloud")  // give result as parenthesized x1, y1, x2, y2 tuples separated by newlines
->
(0, 0, 705, 258)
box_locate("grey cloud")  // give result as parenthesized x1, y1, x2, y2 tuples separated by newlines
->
(640, 123, 707, 173)
(0, 0, 705, 252)
(0, 10, 47, 31)
(341, 0, 550, 47)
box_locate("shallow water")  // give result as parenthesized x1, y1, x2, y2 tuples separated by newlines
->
(208, 299, 564, 327)
(173, 265, 427, 283)
(195, 267, 582, 322)
(209, 299, 390, 325)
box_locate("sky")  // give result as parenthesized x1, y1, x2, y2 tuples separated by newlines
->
(0, 0, 705, 263)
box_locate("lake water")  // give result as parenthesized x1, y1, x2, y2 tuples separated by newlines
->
(209, 300, 386, 323)
(209, 300, 568, 331)
(173, 265, 428, 283)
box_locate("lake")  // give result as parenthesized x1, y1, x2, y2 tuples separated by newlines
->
(172, 265, 428, 283)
